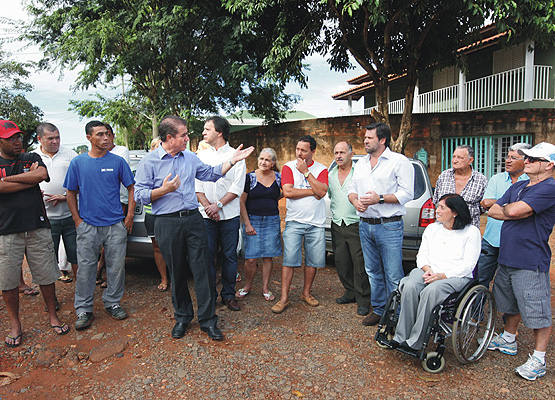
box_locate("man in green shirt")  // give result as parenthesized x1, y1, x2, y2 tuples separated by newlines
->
(328, 141, 370, 316)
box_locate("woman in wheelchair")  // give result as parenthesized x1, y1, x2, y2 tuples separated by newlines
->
(390, 193, 481, 352)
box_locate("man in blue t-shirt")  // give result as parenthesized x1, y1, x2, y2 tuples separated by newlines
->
(64, 121, 135, 331)
(487, 142, 555, 381)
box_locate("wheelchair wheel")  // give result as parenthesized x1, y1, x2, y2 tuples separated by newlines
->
(451, 285, 495, 364)
(422, 352, 445, 373)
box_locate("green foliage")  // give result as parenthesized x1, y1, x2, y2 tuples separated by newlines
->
(226, 0, 555, 151)
(25, 0, 298, 134)
(0, 45, 43, 150)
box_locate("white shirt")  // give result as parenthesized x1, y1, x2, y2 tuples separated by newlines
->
(416, 222, 481, 279)
(110, 144, 131, 204)
(33, 146, 77, 219)
(348, 148, 414, 218)
(282, 160, 328, 227)
(195, 143, 246, 220)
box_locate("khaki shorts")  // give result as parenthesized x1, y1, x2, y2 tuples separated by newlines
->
(0, 228, 60, 290)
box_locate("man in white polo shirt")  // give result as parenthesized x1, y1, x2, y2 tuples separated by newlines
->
(33, 122, 79, 281)
(271, 135, 329, 314)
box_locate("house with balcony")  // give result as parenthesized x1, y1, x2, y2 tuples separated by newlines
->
(332, 25, 555, 179)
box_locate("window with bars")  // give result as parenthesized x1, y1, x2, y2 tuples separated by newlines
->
(441, 134, 533, 178)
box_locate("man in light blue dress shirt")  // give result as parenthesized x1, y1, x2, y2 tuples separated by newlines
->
(477, 143, 531, 288)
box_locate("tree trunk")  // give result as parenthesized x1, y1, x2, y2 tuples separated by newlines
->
(391, 71, 418, 154)
(151, 113, 159, 139)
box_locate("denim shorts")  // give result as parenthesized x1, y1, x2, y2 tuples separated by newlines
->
(493, 264, 552, 329)
(282, 221, 325, 268)
(243, 214, 282, 259)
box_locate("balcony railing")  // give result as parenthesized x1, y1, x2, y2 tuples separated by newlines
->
(361, 65, 552, 115)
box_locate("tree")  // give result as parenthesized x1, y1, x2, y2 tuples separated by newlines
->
(226, 0, 555, 152)
(25, 0, 298, 141)
(0, 45, 43, 150)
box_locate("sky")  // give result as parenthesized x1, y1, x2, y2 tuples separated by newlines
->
(1, 1, 366, 148)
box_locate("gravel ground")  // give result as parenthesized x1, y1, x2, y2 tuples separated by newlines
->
(1, 250, 554, 399)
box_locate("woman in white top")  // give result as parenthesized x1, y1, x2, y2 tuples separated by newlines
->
(391, 193, 481, 351)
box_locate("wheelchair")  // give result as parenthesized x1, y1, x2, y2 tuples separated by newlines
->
(374, 278, 496, 373)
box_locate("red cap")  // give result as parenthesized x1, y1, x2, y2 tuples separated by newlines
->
(0, 120, 24, 139)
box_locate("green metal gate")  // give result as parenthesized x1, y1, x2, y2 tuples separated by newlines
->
(441, 134, 533, 178)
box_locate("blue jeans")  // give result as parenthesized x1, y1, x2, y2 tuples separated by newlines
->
(50, 216, 78, 264)
(477, 239, 499, 289)
(204, 216, 240, 301)
(359, 219, 404, 316)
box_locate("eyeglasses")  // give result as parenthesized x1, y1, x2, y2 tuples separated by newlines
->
(0, 134, 22, 142)
(525, 155, 549, 163)
(503, 156, 524, 162)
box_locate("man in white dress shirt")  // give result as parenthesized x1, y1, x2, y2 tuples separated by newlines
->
(196, 116, 246, 312)
(348, 122, 414, 326)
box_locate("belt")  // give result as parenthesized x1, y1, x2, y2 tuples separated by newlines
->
(157, 209, 198, 218)
(360, 215, 402, 225)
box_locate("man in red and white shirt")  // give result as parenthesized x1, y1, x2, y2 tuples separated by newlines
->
(271, 135, 328, 314)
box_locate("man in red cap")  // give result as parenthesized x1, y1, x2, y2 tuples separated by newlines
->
(0, 120, 70, 347)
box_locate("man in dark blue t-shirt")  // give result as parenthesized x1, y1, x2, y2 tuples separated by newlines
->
(487, 142, 555, 381)
(64, 121, 135, 331)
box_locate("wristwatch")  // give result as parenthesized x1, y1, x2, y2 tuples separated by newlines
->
(216, 201, 223, 209)
(379, 195, 385, 204)
(303, 171, 310, 179)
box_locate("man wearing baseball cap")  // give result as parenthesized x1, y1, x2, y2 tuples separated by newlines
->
(487, 142, 555, 381)
(0, 120, 70, 347)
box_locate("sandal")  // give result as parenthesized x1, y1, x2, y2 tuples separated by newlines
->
(19, 287, 39, 296)
(51, 323, 70, 336)
(96, 279, 105, 286)
(236, 272, 242, 282)
(157, 283, 169, 292)
(58, 275, 73, 283)
(235, 288, 249, 299)
(263, 291, 275, 301)
(100, 281, 107, 288)
(5, 334, 22, 348)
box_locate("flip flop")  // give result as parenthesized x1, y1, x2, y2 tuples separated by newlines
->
(58, 275, 73, 283)
(96, 279, 105, 286)
(263, 291, 275, 301)
(235, 288, 249, 299)
(19, 287, 39, 296)
(100, 281, 107, 288)
(51, 323, 70, 336)
(157, 283, 169, 292)
(236, 272, 242, 282)
(5, 334, 22, 348)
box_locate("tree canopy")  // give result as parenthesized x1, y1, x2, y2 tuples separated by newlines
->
(25, 0, 299, 147)
(226, 0, 555, 152)
(0, 44, 43, 150)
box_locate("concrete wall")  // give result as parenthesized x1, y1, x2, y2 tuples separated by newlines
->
(198, 109, 555, 186)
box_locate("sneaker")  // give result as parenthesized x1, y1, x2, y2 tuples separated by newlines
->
(105, 305, 128, 320)
(486, 333, 517, 355)
(75, 312, 94, 330)
(515, 355, 546, 381)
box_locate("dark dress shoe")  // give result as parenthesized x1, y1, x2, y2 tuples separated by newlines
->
(357, 306, 370, 316)
(336, 296, 356, 304)
(171, 322, 188, 339)
(223, 298, 241, 311)
(361, 312, 381, 326)
(201, 326, 223, 340)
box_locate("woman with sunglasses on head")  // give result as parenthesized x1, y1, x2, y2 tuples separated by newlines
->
(235, 148, 282, 302)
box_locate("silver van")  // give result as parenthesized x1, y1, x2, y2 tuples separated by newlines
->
(324, 156, 435, 261)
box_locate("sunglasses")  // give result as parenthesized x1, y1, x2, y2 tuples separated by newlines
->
(525, 155, 549, 163)
(0, 134, 23, 142)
